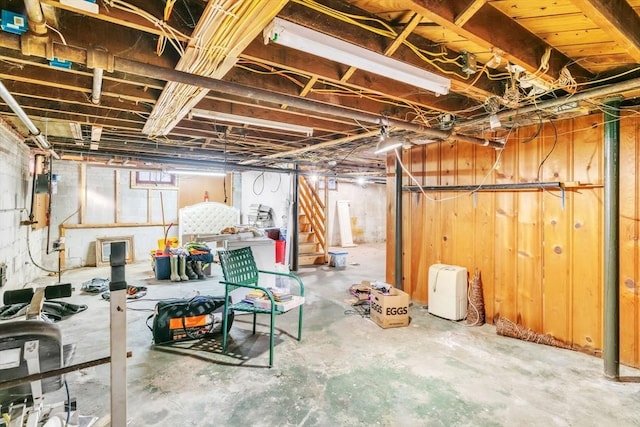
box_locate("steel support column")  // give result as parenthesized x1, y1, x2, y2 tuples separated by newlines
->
(603, 97, 621, 380)
(395, 153, 403, 290)
(291, 166, 300, 272)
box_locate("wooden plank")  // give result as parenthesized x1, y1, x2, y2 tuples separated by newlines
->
(539, 29, 615, 47)
(619, 114, 640, 366)
(439, 143, 457, 264)
(541, 118, 573, 343)
(422, 144, 440, 303)
(511, 13, 598, 33)
(41, 0, 191, 42)
(571, 0, 640, 62)
(571, 188, 603, 353)
(453, 140, 475, 271)
(64, 223, 166, 229)
(570, 114, 603, 353)
(454, 0, 487, 27)
(472, 142, 497, 323)
(488, 0, 580, 18)
(516, 125, 542, 330)
(492, 136, 518, 321)
(405, 0, 592, 81)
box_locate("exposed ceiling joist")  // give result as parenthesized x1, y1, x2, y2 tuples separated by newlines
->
(405, 0, 592, 82)
(143, 0, 289, 136)
(41, 0, 192, 42)
(570, 0, 640, 62)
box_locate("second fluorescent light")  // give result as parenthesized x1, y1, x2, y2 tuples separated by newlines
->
(191, 109, 313, 136)
(264, 18, 451, 96)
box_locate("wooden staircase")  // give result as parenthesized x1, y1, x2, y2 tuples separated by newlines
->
(298, 176, 328, 265)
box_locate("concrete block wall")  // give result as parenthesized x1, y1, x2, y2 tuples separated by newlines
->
(0, 121, 48, 291)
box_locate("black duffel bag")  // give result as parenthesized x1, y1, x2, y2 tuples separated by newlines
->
(147, 295, 234, 344)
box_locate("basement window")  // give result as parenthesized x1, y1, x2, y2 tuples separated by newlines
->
(131, 171, 177, 189)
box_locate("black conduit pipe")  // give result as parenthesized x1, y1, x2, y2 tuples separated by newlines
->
(45, 157, 53, 255)
(28, 154, 41, 225)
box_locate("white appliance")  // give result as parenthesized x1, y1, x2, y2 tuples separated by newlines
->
(428, 264, 468, 321)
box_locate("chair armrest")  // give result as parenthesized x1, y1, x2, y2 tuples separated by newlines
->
(257, 270, 305, 297)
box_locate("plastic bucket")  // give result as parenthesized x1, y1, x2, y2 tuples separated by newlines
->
(154, 255, 171, 280)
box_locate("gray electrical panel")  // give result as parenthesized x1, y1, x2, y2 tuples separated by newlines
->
(0, 262, 6, 287)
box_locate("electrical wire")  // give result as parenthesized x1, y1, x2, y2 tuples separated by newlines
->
(519, 111, 544, 144)
(535, 118, 562, 198)
(104, 0, 188, 56)
(24, 212, 59, 274)
(64, 378, 70, 426)
(252, 172, 265, 195)
(292, 0, 510, 81)
(45, 24, 67, 45)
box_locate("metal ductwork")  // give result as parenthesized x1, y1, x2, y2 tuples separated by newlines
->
(91, 68, 103, 105)
(0, 80, 58, 158)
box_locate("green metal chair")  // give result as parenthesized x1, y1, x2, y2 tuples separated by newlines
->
(218, 246, 304, 367)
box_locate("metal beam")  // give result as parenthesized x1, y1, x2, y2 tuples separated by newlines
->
(603, 97, 621, 380)
(395, 154, 403, 290)
(0, 31, 497, 148)
(114, 57, 496, 147)
(404, 182, 563, 192)
(458, 76, 640, 130)
(291, 164, 300, 272)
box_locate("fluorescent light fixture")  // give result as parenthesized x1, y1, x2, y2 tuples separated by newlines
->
(375, 137, 402, 154)
(89, 142, 99, 150)
(191, 109, 313, 136)
(264, 18, 451, 96)
(91, 125, 102, 142)
(69, 122, 83, 140)
(167, 169, 227, 177)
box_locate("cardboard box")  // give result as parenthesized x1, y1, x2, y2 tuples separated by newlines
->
(369, 288, 409, 329)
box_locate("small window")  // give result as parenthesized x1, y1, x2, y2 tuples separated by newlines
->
(131, 171, 177, 189)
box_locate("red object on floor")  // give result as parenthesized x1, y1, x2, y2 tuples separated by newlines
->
(275, 240, 285, 263)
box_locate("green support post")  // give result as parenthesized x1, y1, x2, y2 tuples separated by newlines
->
(603, 97, 621, 380)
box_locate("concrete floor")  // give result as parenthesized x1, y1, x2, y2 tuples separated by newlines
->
(24, 243, 640, 426)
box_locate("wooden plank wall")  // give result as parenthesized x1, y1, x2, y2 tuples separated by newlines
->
(386, 111, 640, 368)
